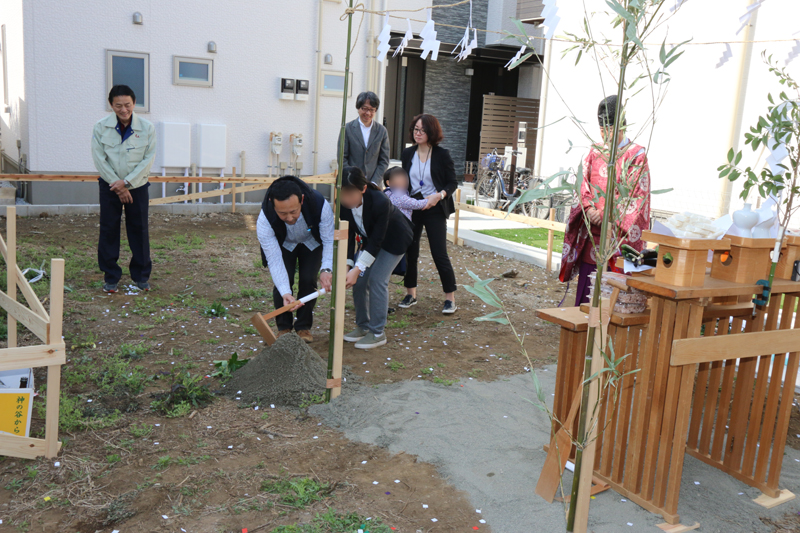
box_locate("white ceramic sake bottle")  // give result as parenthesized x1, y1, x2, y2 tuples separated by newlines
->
(732, 203, 759, 238)
(752, 203, 776, 239)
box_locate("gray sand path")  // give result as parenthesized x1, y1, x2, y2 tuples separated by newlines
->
(311, 366, 800, 532)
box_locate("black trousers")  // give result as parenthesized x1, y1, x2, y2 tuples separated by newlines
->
(272, 244, 322, 331)
(98, 181, 152, 285)
(405, 206, 457, 294)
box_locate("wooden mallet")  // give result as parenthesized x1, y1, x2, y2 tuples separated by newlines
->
(251, 289, 327, 345)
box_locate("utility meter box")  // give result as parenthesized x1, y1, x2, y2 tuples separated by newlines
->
(291, 134, 304, 156)
(197, 124, 227, 169)
(280, 78, 295, 100)
(295, 79, 310, 101)
(0, 368, 34, 438)
(270, 132, 283, 155)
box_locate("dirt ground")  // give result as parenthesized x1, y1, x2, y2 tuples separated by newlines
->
(0, 212, 566, 533)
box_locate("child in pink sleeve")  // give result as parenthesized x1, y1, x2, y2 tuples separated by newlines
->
(383, 167, 430, 220)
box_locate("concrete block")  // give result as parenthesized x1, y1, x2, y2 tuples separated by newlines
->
(58, 205, 91, 216)
(170, 204, 200, 215)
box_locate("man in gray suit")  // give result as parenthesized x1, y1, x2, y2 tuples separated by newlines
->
(339, 91, 391, 185)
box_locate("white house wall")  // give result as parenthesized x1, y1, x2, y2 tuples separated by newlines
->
(18, 0, 374, 203)
(537, 0, 800, 219)
(0, 0, 26, 166)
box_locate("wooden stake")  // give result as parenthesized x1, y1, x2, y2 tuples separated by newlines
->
(231, 167, 237, 213)
(573, 297, 611, 533)
(7, 206, 16, 349)
(330, 221, 348, 399)
(45, 258, 64, 458)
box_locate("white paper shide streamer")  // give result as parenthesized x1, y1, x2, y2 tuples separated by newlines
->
(392, 19, 414, 58)
(505, 46, 527, 70)
(452, 0, 477, 62)
(541, 0, 560, 40)
(376, 23, 392, 62)
(419, 10, 441, 61)
(715, 43, 733, 69)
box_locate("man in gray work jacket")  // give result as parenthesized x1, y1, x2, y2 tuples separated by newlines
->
(338, 91, 390, 185)
(91, 85, 156, 293)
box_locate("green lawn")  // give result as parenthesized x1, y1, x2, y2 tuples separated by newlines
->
(476, 228, 565, 253)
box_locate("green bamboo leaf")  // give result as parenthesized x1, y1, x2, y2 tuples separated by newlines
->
(650, 188, 673, 195)
(606, 0, 633, 22)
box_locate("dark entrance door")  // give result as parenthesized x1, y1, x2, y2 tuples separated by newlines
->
(465, 61, 519, 163)
(383, 54, 426, 160)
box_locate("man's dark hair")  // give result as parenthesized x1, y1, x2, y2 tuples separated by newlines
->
(356, 91, 380, 110)
(598, 94, 626, 128)
(108, 85, 136, 105)
(270, 177, 304, 203)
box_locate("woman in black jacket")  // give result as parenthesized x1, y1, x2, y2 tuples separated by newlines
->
(399, 114, 459, 314)
(339, 167, 413, 349)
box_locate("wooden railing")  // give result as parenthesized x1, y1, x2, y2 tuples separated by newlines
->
(0, 172, 338, 213)
(450, 189, 567, 271)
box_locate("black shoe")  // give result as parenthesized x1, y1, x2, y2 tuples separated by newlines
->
(103, 283, 118, 293)
(398, 295, 417, 309)
(442, 300, 457, 314)
(136, 281, 150, 291)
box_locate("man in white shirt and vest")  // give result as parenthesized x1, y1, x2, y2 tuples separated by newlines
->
(256, 176, 334, 343)
(91, 85, 156, 293)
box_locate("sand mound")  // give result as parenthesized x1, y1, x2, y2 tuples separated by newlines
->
(224, 333, 327, 407)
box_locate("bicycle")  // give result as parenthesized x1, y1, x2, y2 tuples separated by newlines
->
(474, 149, 532, 211)
(522, 174, 574, 222)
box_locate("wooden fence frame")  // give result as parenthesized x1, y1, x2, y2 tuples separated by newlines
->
(0, 206, 64, 459)
(450, 189, 568, 271)
(0, 172, 338, 214)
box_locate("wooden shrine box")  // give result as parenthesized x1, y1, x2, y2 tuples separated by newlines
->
(710, 235, 774, 284)
(643, 231, 731, 288)
(776, 234, 800, 280)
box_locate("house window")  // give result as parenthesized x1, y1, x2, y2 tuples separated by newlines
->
(320, 70, 353, 97)
(106, 50, 149, 112)
(1, 25, 8, 105)
(173, 56, 213, 87)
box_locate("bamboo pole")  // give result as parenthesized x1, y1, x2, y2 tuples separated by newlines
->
(566, 26, 633, 533)
(325, 0, 354, 403)
(547, 207, 555, 272)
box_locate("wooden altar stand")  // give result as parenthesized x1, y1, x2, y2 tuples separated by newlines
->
(538, 274, 800, 525)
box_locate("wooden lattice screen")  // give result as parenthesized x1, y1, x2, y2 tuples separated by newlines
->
(479, 95, 540, 171)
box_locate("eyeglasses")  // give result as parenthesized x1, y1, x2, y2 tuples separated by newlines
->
(360, 107, 377, 114)
(413, 128, 426, 134)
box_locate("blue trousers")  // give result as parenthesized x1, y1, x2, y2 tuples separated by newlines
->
(98, 180, 152, 285)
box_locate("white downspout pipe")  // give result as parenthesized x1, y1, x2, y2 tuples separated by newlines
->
(717, 0, 760, 217)
(366, 0, 375, 92)
(376, 0, 388, 126)
(313, 0, 325, 176)
(533, 37, 553, 182)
